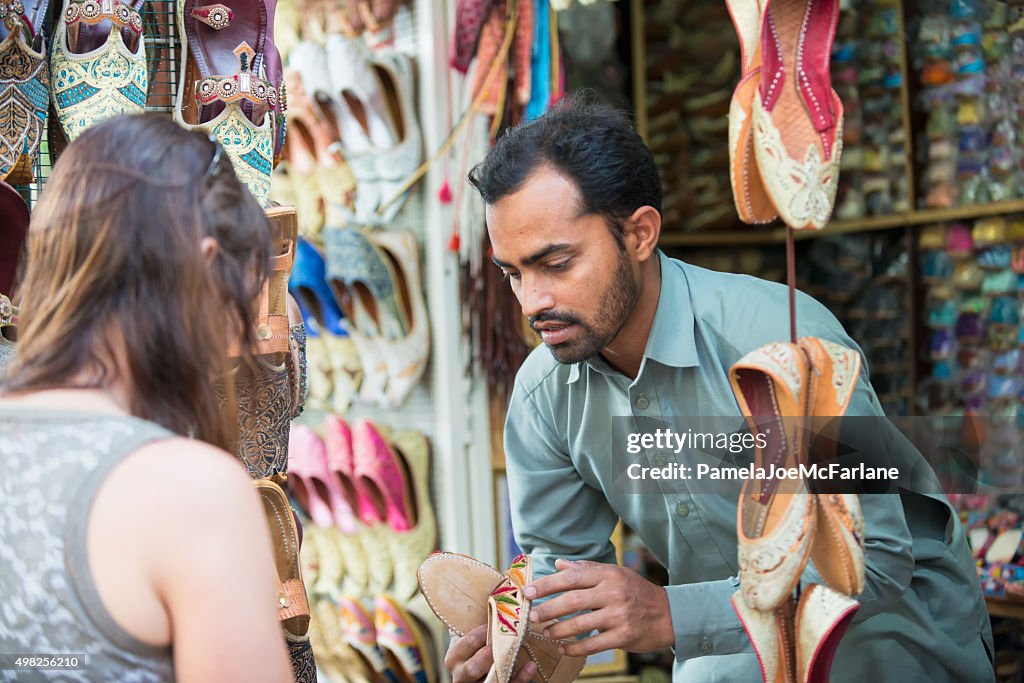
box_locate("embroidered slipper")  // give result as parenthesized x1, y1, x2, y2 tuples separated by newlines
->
(729, 342, 816, 611)
(338, 595, 394, 682)
(417, 553, 587, 683)
(324, 224, 409, 342)
(753, 0, 843, 230)
(374, 593, 436, 683)
(727, 0, 776, 224)
(352, 417, 416, 530)
(794, 584, 858, 683)
(381, 429, 437, 601)
(731, 590, 797, 683)
(369, 229, 429, 407)
(0, 1, 49, 184)
(323, 414, 392, 596)
(798, 337, 865, 597)
(50, 0, 147, 141)
(0, 181, 28, 296)
(0, 293, 16, 370)
(371, 52, 422, 223)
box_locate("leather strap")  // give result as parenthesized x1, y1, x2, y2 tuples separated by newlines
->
(64, 0, 142, 34)
(194, 41, 281, 113)
(277, 576, 310, 621)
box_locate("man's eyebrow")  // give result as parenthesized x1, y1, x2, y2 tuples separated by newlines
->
(491, 243, 573, 269)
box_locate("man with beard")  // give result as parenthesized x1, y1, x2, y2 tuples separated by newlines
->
(443, 98, 993, 683)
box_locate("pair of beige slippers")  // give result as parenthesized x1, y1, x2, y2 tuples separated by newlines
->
(728, 337, 867, 683)
(417, 553, 586, 683)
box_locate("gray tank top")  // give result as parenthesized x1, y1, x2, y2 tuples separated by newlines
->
(0, 408, 176, 682)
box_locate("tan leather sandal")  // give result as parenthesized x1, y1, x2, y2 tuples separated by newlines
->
(254, 478, 315, 682)
(417, 553, 586, 683)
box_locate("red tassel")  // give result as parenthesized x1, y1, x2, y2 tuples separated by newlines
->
(438, 179, 453, 204)
(448, 229, 461, 252)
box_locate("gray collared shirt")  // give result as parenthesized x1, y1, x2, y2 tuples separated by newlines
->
(504, 251, 994, 682)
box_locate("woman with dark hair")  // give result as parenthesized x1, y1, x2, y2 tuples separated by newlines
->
(0, 113, 294, 681)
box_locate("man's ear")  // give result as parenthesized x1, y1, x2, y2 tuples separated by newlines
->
(627, 206, 661, 262)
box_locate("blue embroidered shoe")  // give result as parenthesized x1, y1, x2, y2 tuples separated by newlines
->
(289, 237, 347, 336)
(323, 224, 408, 341)
(50, 0, 147, 141)
(174, 40, 275, 206)
(0, 2, 49, 183)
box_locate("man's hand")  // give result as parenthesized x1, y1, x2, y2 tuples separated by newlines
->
(524, 559, 674, 657)
(444, 625, 538, 683)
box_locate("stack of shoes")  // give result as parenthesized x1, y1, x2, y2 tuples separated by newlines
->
(646, 0, 740, 232)
(728, 339, 865, 683)
(727, 0, 845, 231)
(272, 0, 422, 230)
(287, 226, 429, 410)
(917, 215, 1024, 487)
(913, 0, 1024, 207)
(800, 232, 911, 416)
(287, 415, 443, 683)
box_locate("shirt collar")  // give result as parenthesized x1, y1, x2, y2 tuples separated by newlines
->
(566, 251, 699, 384)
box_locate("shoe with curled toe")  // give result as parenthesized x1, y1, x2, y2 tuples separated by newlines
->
(417, 553, 587, 683)
(798, 336, 865, 597)
(729, 342, 816, 612)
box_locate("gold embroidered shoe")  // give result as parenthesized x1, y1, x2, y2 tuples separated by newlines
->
(799, 336, 865, 597)
(0, 1, 49, 184)
(174, 0, 277, 206)
(50, 0, 147, 141)
(729, 342, 816, 612)
(175, 42, 275, 206)
(752, 0, 843, 230)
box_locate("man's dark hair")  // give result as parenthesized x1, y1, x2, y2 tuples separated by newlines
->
(467, 93, 662, 245)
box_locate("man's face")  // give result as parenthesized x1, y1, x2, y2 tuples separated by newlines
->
(487, 166, 641, 364)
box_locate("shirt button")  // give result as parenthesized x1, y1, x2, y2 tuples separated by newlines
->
(676, 502, 690, 518)
(700, 636, 713, 655)
(654, 455, 667, 467)
(635, 395, 650, 410)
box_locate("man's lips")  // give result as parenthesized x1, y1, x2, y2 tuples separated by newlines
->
(536, 323, 577, 345)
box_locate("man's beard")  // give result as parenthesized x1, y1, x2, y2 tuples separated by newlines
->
(530, 250, 640, 364)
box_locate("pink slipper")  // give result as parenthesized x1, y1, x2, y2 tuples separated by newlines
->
(352, 417, 416, 531)
(753, 0, 843, 230)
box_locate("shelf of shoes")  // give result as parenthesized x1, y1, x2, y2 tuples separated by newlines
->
(915, 216, 1024, 488)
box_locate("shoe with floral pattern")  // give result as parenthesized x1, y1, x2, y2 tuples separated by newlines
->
(50, 0, 147, 141)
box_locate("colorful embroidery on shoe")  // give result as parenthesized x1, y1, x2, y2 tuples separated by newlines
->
(491, 584, 522, 635)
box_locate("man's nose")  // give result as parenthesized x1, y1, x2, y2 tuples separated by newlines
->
(519, 276, 555, 319)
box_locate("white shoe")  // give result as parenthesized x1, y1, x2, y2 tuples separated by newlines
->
(371, 52, 422, 223)
(368, 229, 429, 407)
